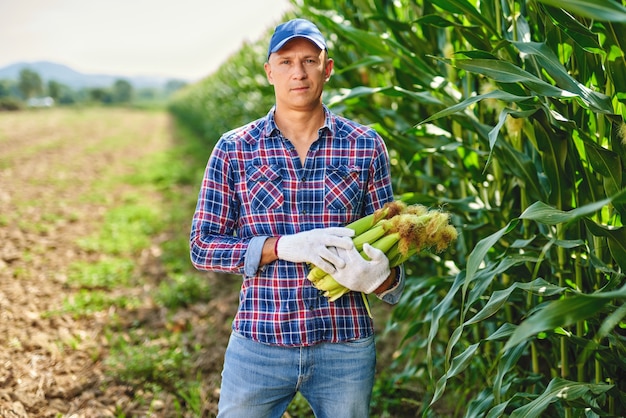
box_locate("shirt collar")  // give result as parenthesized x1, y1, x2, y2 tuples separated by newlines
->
(264, 106, 280, 137)
(264, 105, 334, 138)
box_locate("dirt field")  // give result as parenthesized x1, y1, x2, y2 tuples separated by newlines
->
(0, 108, 241, 417)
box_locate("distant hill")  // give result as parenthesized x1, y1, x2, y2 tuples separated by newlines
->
(0, 61, 184, 89)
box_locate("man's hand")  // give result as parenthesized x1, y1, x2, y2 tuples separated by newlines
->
(331, 244, 391, 294)
(276, 227, 355, 274)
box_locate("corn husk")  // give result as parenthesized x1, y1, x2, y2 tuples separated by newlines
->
(307, 201, 457, 316)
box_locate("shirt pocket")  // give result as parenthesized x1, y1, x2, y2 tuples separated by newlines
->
(325, 165, 363, 213)
(246, 164, 284, 212)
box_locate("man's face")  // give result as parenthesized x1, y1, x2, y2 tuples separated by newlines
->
(264, 37, 333, 112)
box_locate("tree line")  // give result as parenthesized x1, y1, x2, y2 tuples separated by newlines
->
(0, 68, 187, 110)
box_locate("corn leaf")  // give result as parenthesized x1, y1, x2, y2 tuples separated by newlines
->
(466, 255, 539, 314)
(416, 89, 534, 126)
(333, 55, 387, 75)
(427, 272, 466, 377)
(462, 221, 518, 297)
(491, 139, 547, 201)
(542, 6, 603, 52)
(328, 85, 442, 108)
(453, 58, 578, 98)
(580, 302, 626, 364)
(509, 378, 614, 418)
(431, 342, 480, 406)
(531, 118, 567, 208)
(485, 323, 517, 341)
(493, 343, 526, 405)
(486, 108, 537, 166)
(583, 220, 626, 271)
(519, 188, 626, 225)
(504, 284, 626, 350)
(604, 22, 626, 95)
(536, 0, 626, 22)
(486, 403, 510, 418)
(516, 278, 567, 297)
(583, 140, 624, 200)
(465, 278, 567, 327)
(512, 41, 614, 113)
(430, 0, 497, 34)
(464, 288, 516, 325)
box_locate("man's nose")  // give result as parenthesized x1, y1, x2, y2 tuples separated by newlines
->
(292, 62, 307, 79)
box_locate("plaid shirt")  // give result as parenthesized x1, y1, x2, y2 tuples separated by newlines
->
(190, 106, 397, 346)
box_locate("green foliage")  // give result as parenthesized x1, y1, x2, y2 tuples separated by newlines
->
(47, 80, 62, 101)
(112, 79, 133, 103)
(67, 258, 136, 289)
(154, 274, 211, 309)
(18, 68, 43, 99)
(105, 331, 196, 389)
(0, 97, 22, 111)
(60, 289, 142, 318)
(76, 201, 160, 255)
(0, 79, 18, 98)
(96, 119, 214, 416)
(169, 0, 626, 415)
(285, 392, 312, 417)
(1, 71, 186, 109)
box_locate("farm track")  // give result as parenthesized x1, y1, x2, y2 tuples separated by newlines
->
(0, 108, 236, 417)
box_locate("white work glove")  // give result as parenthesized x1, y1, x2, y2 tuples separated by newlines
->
(276, 227, 355, 274)
(331, 243, 391, 294)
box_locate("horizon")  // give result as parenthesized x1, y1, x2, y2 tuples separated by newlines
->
(0, 60, 187, 82)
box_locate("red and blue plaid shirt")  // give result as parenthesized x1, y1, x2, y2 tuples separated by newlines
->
(190, 106, 400, 346)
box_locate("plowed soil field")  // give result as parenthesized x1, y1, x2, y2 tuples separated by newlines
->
(0, 108, 238, 417)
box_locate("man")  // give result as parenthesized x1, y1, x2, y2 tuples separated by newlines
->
(190, 18, 405, 418)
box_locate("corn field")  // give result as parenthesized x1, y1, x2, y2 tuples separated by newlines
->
(169, 0, 626, 416)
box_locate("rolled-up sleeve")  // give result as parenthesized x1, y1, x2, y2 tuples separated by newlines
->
(243, 236, 269, 276)
(376, 265, 405, 304)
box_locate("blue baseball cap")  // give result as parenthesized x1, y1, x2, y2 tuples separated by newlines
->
(267, 18, 327, 59)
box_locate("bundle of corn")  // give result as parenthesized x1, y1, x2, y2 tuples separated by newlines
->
(308, 201, 457, 312)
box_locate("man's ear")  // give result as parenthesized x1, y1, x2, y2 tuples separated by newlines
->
(324, 58, 334, 82)
(264, 62, 273, 85)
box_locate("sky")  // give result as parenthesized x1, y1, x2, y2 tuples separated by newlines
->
(0, 0, 293, 81)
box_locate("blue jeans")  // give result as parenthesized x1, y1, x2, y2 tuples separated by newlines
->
(217, 331, 376, 417)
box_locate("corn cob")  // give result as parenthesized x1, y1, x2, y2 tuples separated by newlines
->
(307, 201, 405, 281)
(316, 233, 400, 300)
(351, 223, 386, 251)
(307, 201, 457, 316)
